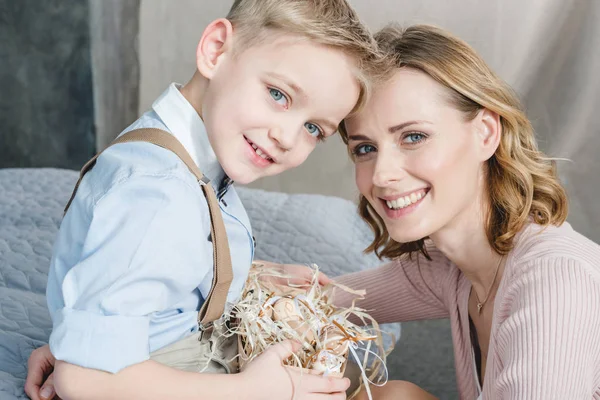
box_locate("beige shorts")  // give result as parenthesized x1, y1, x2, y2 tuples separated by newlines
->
(150, 327, 238, 374)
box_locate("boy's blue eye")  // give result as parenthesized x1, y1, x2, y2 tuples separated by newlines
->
(304, 122, 322, 137)
(269, 88, 288, 106)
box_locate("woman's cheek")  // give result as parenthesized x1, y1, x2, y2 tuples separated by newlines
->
(355, 162, 375, 197)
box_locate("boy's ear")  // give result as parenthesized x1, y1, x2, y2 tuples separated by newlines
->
(196, 18, 234, 79)
(474, 108, 502, 162)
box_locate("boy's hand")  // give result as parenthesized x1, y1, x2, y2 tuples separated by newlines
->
(25, 344, 60, 400)
(241, 340, 349, 400)
(254, 260, 332, 287)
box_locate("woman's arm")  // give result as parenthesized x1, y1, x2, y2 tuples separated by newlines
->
(334, 246, 455, 323)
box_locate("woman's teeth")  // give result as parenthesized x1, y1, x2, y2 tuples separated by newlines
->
(386, 191, 425, 210)
(251, 143, 272, 161)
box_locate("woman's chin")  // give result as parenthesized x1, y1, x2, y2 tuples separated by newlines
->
(388, 229, 428, 245)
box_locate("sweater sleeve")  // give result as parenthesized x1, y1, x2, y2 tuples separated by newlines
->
(491, 257, 600, 399)
(333, 246, 455, 323)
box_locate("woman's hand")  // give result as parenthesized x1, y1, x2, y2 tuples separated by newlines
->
(241, 340, 349, 400)
(254, 260, 333, 287)
(24, 344, 60, 400)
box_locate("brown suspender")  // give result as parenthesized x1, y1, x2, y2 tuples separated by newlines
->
(64, 128, 233, 328)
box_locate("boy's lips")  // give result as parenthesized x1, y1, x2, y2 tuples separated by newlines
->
(244, 136, 276, 163)
(244, 136, 276, 169)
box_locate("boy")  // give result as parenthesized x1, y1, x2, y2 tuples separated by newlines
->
(25, 1, 381, 399)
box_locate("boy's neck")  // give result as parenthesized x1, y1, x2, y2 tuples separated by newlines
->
(179, 71, 208, 119)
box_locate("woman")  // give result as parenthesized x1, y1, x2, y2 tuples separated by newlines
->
(337, 24, 600, 399)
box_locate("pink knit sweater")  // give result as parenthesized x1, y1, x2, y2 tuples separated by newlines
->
(336, 222, 600, 399)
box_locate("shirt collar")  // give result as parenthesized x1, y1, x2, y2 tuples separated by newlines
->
(152, 83, 226, 187)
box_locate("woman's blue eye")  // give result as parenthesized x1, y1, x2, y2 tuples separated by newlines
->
(269, 88, 287, 106)
(404, 133, 425, 144)
(355, 144, 376, 155)
(304, 122, 322, 138)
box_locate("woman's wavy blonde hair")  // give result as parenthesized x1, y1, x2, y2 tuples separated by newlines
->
(339, 24, 569, 260)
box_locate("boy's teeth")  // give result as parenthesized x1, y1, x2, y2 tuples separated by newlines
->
(386, 191, 426, 210)
(249, 140, 273, 161)
(253, 146, 272, 161)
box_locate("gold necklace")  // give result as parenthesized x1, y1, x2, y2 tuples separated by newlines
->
(474, 255, 503, 314)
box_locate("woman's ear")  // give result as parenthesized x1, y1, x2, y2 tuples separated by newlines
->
(475, 108, 501, 161)
(196, 18, 234, 80)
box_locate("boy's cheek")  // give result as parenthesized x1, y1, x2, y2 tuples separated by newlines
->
(286, 151, 313, 171)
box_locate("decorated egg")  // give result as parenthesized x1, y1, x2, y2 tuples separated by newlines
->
(319, 326, 349, 357)
(311, 349, 345, 374)
(272, 297, 316, 342)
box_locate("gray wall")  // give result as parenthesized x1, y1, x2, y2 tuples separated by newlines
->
(90, 0, 140, 151)
(0, 0, 140, 168)
(0, 0, 95, 169)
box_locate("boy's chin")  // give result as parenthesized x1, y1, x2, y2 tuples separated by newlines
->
(230, 175, 257, 185)
(223, 159, 286, 184)
(221, 166, 261, 185)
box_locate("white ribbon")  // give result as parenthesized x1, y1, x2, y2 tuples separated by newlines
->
(347, 341, 389, 400)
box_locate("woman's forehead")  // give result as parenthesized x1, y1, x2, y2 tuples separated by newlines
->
(346, 69, 451, 131)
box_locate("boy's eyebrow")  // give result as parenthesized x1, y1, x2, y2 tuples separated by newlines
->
(266, 72, 306, 98)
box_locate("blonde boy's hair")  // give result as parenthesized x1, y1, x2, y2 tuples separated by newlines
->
(226, 0, 385, 113)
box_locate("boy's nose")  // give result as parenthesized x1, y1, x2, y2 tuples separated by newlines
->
(268, 126, 297, 151)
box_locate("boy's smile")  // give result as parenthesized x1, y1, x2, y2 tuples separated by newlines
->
(244, 136, 275, 167)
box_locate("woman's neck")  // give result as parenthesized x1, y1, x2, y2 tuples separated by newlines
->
(429, 194, 504, 293)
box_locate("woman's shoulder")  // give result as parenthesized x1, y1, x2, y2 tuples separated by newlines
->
(513, 222, 600, 262)
(508, 221, 600, 283)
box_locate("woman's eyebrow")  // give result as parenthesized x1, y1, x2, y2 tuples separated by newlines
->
(347, 134, 370, 141)
(389, 120, 432, 133)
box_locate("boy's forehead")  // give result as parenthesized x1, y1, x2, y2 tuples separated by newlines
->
(243, 35, 358, 89)
(232, 33, 361, 120)
(238, 33, 344, 69)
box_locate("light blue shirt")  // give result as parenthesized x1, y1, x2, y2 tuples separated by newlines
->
(47, 84, 255, 373)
